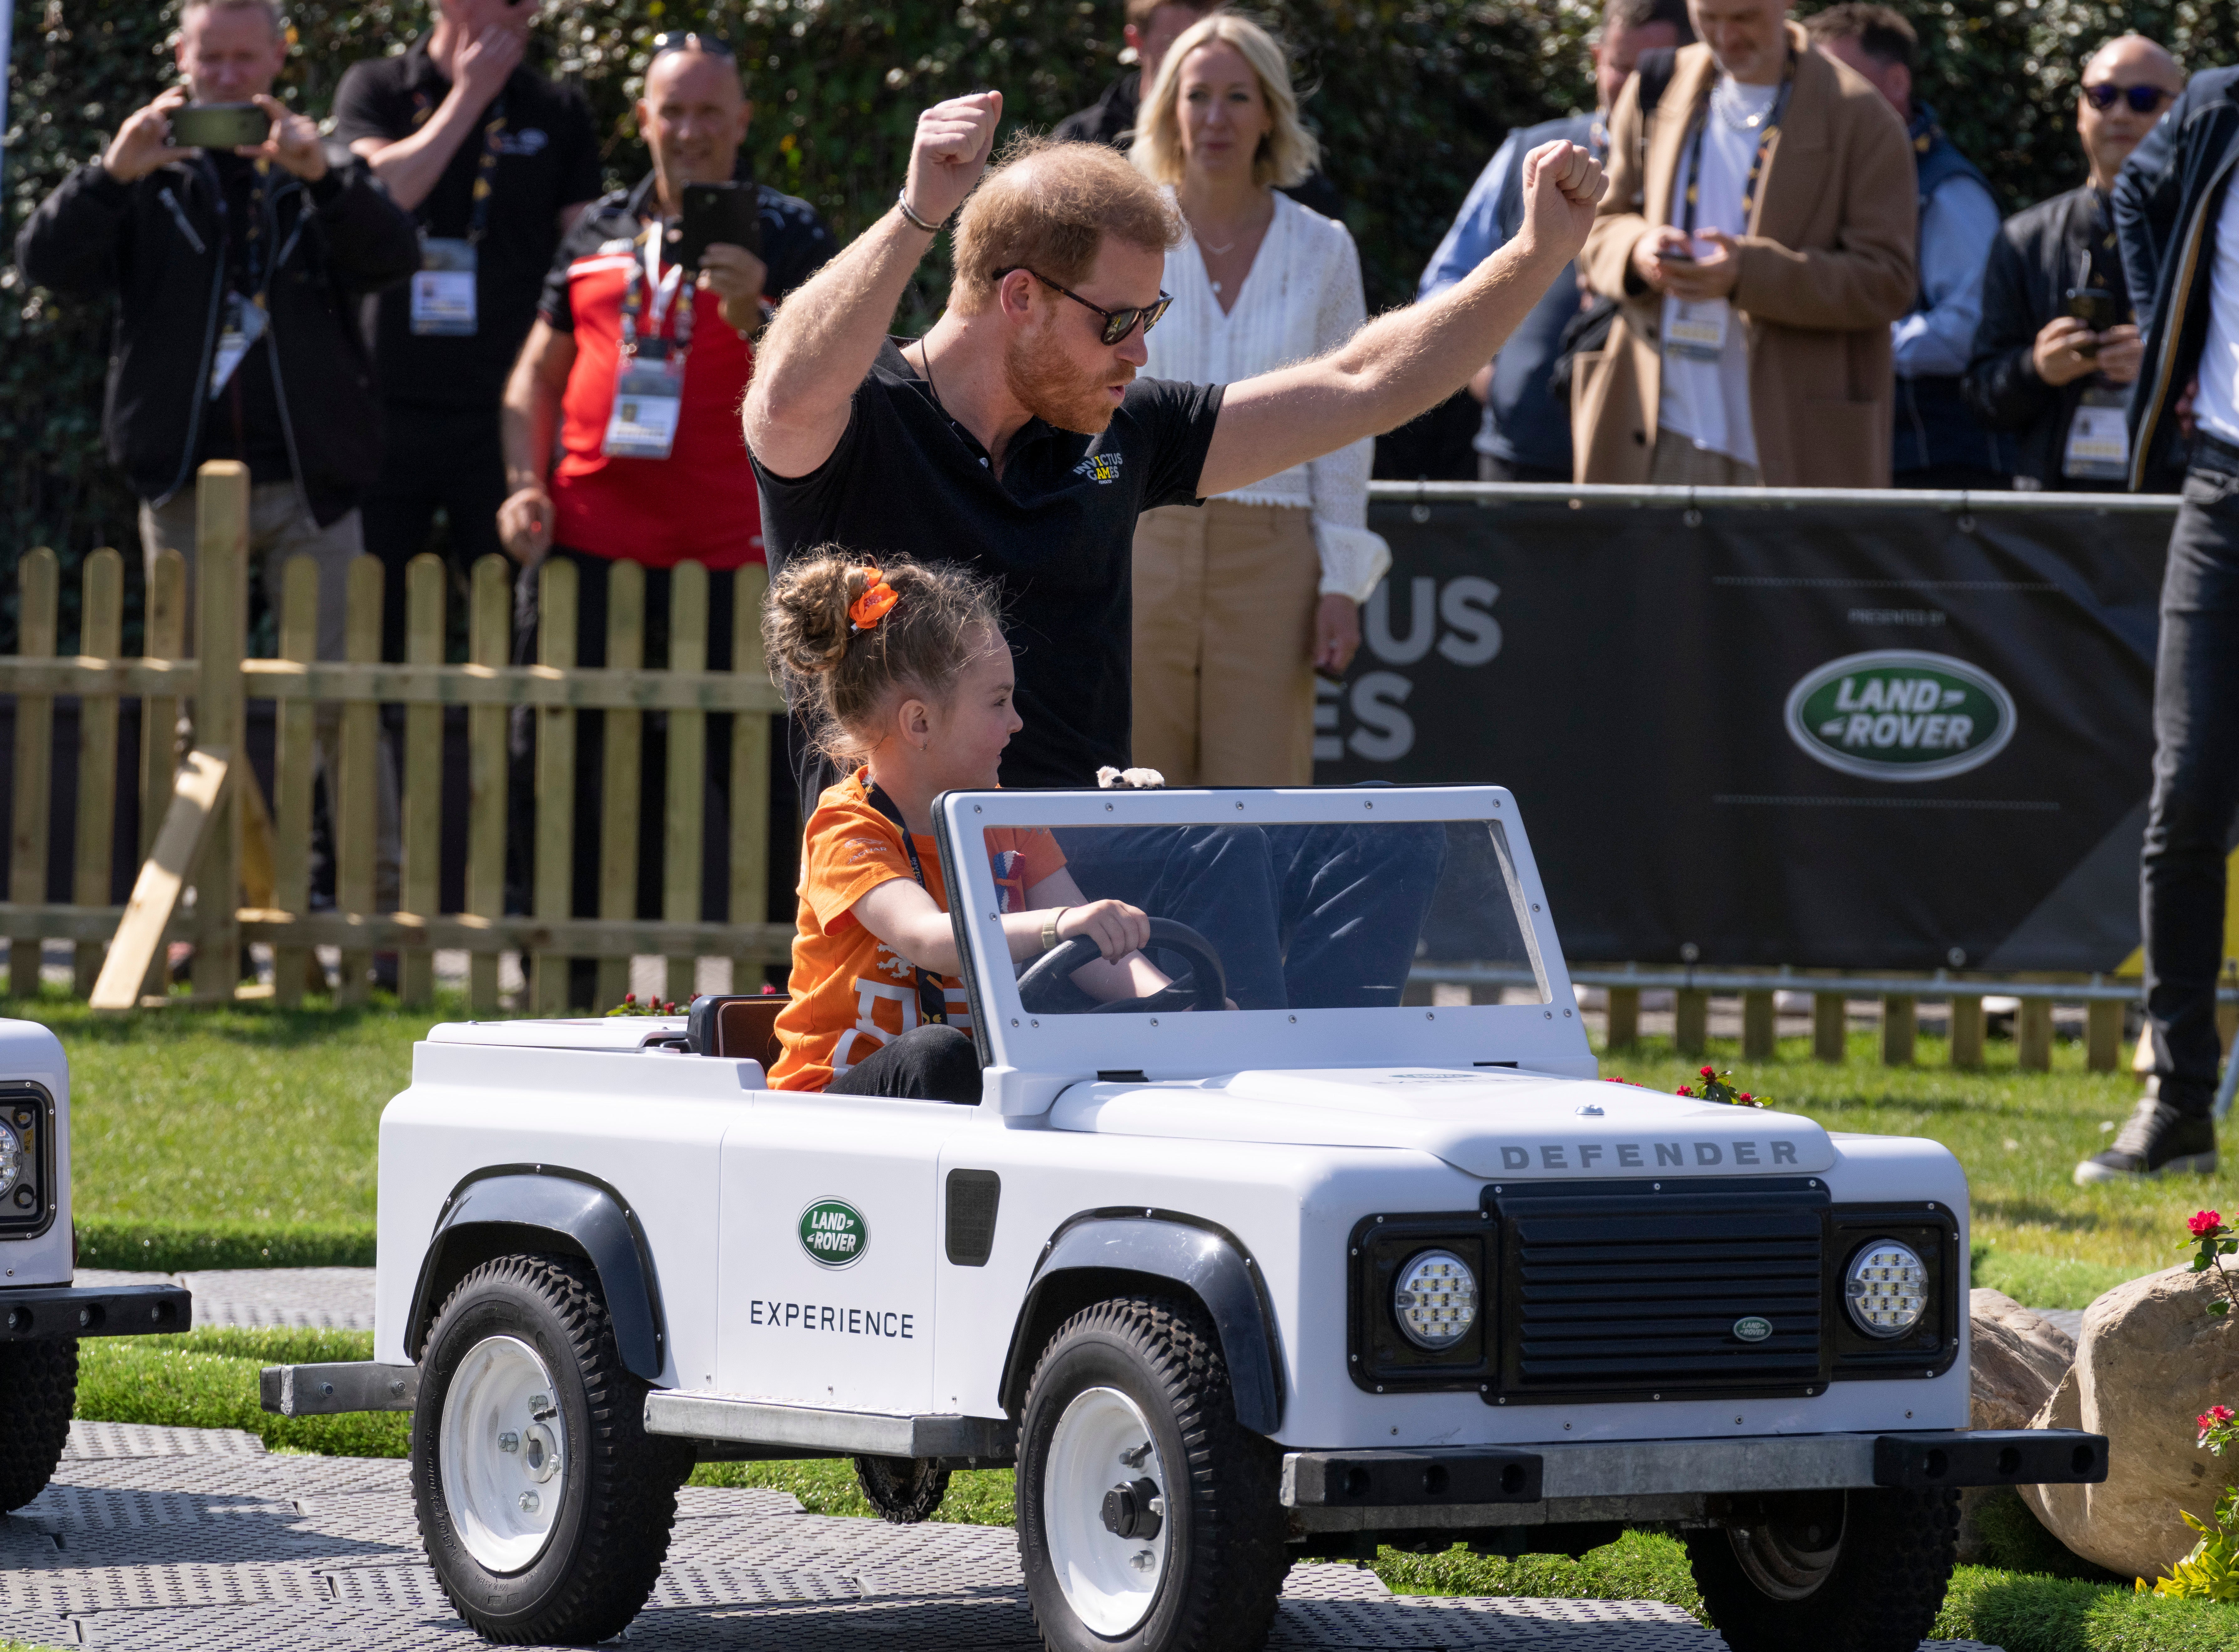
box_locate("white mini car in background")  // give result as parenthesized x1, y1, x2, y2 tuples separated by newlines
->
(0, 1020, 193, 1515)
(265, 785, 2105, 1652)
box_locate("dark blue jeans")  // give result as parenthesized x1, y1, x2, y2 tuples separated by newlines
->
(1057, 823, 1446, 1011)
(2140, 455, 2239, 1117)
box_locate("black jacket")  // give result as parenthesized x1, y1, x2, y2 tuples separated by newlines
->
(14, 147, 419, 523)
(2114, 65, 2239, 490)
(1963, 186, 2128, 491)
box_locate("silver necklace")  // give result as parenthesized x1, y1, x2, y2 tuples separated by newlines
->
(1713, 78, 1775, 131)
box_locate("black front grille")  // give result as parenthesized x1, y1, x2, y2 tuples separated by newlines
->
(1494, 1183, 1826, 1399)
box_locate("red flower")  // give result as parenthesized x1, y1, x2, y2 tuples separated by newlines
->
(623, 993, 637, 1005)
(1676, 1085, 1693, 1096)
(2214, 1406, 2235, 1423)
(1701, 1067, 1716, 1078)
(2192, 1211, 2225, 1239)
(1739, 1093, 1754, 1103)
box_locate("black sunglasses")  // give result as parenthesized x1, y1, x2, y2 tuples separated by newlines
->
(994, 267, 1173, 346)
(649, 31, 735, 59)
(2081, 80, 2173, 112)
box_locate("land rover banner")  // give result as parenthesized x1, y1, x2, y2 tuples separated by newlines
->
(1313, 497, 2169, 971)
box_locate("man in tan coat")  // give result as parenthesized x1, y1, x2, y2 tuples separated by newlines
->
(1572, 0, 1917, 486)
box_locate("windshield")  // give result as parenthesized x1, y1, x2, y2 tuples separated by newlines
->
(974, 818, 1546, 1016)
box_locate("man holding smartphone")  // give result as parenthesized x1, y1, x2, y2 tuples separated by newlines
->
(1571, 0, 1917, 486)
(333, 0, 601, 663)
(13, 0, 418, 953)
(1964, 35, 2182, 492)
(492, 36, 831, 1003)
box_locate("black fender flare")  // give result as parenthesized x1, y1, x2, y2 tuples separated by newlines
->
(1001, 1214, 1284, 1435)
(408, 1169, 667, 1381)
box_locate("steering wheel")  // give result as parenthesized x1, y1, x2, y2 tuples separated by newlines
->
(1014, 917, 1227, 1016)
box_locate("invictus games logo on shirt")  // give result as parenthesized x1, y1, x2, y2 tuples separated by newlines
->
(1783, 651, 2016, 782)
(1074, 452, 1123, 484)
(798, 1199, 869, 1268)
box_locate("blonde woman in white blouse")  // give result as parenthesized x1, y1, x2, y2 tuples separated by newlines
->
(1129, 12, 1389, 786)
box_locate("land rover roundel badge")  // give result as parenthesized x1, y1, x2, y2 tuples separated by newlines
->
(1732, 1315, 1773, 1343)
(1783, 651, 2017, 782)
(798, 1199, 869, 1268)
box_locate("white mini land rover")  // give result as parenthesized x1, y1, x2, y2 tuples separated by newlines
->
(0, 1021, 193, 1515)
(263, 785, 2104, 1652)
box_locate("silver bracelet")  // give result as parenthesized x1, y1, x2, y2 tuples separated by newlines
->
(895, 189, 942, 234)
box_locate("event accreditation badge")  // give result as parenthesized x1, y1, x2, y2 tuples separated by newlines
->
(1662, 296, 1729, 361)
(209, 293, 267, 397)
(411, 236, 478, 337)
(603, 345, 685, 460)
(2062, 387, 2129, 482)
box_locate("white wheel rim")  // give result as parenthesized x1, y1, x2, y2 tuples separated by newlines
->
(1043, 1386, 1170, 1636)
(438, 1334, 568, 1573)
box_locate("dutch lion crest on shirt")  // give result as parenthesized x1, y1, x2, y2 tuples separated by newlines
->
(1073, 452, 1123, 485)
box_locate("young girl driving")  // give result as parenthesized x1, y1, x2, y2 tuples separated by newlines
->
(763, 550, 1172, 1105)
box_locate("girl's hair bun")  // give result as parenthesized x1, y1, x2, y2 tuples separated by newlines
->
(761, 548, 1004, 763)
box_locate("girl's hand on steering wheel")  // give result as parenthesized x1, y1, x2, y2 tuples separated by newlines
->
(1054, 899, 1149, 962)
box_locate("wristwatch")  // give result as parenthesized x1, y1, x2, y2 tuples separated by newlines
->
(1040, 908, 1072, 953)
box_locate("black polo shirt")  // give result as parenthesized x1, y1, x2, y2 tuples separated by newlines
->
(333, 37, 600, 410)
(752, 340, 1224, 795)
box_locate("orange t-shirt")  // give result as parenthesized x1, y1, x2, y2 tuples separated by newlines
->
(770, 769, 1066, 1092)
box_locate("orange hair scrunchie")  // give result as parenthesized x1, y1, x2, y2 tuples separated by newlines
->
(848, 567, 900, 633)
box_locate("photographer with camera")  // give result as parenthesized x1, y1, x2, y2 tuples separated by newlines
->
(333, 0, 601, 662)
(1963, 34, 2182, 492)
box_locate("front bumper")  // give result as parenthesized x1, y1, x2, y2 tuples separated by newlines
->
(0, 1283, 192, 1342)
(1282, 1428, 2106, 1532)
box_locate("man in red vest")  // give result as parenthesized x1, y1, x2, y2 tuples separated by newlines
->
(496, 33, 831, 997)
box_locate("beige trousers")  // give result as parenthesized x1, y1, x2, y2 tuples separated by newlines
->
(1131, 499, 1318, 787)
(1648, 435, 1763, 487)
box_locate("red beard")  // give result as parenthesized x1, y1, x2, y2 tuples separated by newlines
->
(1005, 321, 1127, 436)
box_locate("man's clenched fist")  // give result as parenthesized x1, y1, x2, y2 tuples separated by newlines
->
(902, 91, 1002, 229)
(1516, 140, 1606, 266)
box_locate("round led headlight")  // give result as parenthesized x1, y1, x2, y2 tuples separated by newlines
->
(0, 1119, 18, 1200)
(1393, 1249, 1478, 1351)
(1844, 1238, 1928, 1339)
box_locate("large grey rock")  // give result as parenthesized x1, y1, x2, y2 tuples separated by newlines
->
(1960, 1290, 2075, 1562)
(2023, 1264, 2239, 1581)
(1970, 1288, 2075, 1431)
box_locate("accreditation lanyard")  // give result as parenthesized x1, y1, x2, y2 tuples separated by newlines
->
(407, 90, 505, 335)
(602, 226, 695, 460)
(1678, 55, 1794, 239)
(862, 781, 950, 1028)
(209, 160, 272, 398)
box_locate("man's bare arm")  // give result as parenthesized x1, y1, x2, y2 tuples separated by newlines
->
(1198, 140, 1603, 498)
(495, 320, 577, 565)
(743, 92, 1001, 480)
(348, 26, 521, 213)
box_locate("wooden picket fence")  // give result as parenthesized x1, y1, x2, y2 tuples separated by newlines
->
(0, 462, 792, 1013)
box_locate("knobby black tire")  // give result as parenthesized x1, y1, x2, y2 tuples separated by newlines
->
(1017, 1295, 1290, 1652)
(410, 1254, 693, 1646)
(853, 1454, 952, 1523)
(0, 1339, 78, 1514)
(1684, 1485, 1959, 1652)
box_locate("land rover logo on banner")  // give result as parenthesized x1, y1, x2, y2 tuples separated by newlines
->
(1784, 651, 2017, 782)
(798, 1199, 869, 1268)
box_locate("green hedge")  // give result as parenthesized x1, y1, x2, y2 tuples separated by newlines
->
(8, 0, 2239, 625)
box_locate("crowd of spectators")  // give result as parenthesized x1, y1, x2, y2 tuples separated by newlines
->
(1434, 0, 2189, 494)
(7, 0, 2230, 1036)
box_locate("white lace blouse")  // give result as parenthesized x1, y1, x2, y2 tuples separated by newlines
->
(1142, 188, 1390, 603)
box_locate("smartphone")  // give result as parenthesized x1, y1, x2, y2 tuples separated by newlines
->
(1659, 249, 1697, 265)
(171, 103, 271, 150)
(2065, 287, 2118, 330)
(674, 180, 762, 270)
